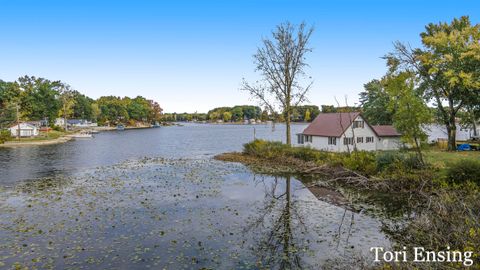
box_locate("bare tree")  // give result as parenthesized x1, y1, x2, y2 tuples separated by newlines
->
(242, 22, 314, 145)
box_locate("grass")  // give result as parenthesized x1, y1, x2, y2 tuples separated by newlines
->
(13, 130, 66, 142)
(424, 149, 480, 168)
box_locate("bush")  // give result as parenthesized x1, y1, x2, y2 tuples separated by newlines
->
(0, 129, 12, 144)
(376, 151, 424, 172)
(243, 140, 290, 159)
(343, 151, 377, 176)
(446, 159, 480, 185)
(52, 125, 64, 132)
(376, 151, 399, 171)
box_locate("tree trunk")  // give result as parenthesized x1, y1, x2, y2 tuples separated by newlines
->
(413, 136, 424, 165)
(285, 110, 291, 145)
(472, 119, 478, 137)
(445, 99, 457, 151)
(448, 113, 457, 151)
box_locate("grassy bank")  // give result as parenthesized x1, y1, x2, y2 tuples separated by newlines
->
(216, 140, 480, 269)
(0, 130, 73, 147)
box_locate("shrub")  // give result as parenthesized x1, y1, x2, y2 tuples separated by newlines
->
(0, 129, 12, 144)
(376, 151, 399, 171)
(401, 153, 424, 170)
(376, 151, 424, 172)
(446, 159, 480, 185)
(52, 125, 64, 132)
(343, 151, 377, 176)
(291, 146, 325, 162)
(243, 140, 290, 159)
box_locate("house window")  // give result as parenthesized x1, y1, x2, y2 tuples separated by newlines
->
(328, 137, 336, 145)
(297, 134, 304, 144)
(306, 135, 312, 143)
(357, 137, 363, 143)
(352, 120, 364, 128)
(366, 136, 374, 143)
(343, 137, 354, 145)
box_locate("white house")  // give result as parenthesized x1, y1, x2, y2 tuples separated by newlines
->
(55, 118, 98, 128)
(297, 112, 402, 152)
(8, 123, 39, 137)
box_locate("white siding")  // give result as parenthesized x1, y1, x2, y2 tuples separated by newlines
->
(338, 115, 378, 152)
(377, 137, 402, 151)
(8, 124, 39, 137)
(301, 115, 402, 152)
(304, 136, 339, 151)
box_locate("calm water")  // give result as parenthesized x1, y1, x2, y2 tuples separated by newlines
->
(0, 124, 391, 269)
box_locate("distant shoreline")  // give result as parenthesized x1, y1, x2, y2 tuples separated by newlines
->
(0, 136, 73, 148)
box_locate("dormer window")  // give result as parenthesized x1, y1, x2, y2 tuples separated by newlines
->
(352, 120, 364, 128)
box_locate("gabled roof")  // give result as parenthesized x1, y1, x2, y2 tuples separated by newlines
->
(372, 125, 401, 137)
(9, 122, 37, 129)
(301, 112, 401, 138)
(302, 112, 361, 137)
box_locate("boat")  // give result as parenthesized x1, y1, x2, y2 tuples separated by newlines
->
(152, 122, 161, 128)
(90, 130, 100, 134)
(117, 124, 125, 131)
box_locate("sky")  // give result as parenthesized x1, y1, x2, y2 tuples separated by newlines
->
(0, 0, 478, 113)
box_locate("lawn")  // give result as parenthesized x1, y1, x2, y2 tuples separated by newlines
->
(424, 149, 480, 168)
(14, 130, 66, 141)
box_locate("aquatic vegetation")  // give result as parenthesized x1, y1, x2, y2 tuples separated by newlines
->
(0, 158, 389, 269)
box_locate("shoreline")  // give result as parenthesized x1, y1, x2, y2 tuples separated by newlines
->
(0, 136, 73, 148)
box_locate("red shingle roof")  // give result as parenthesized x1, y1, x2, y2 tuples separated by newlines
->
(301, 112, 401, 138)
(302, 112, 360, 137)
(372, 125, 401, 137)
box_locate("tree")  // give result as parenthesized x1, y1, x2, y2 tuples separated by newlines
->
(385, 16, 480, 150)
(223, 111, 232, 122)
(231, 107, 243, 122)
(0, 80, 21, 128)
(359, 79, 394, 125)
(384, 72, 431, 165)
(17, 76, 62, 125)
(91, 103, 100, 122)
(96, 96, 129, 124)
(304, 109, 311, 122)
(71, 91, 94, 120)
(242, 22, 314, 145)
(59, 84, 75, 130)
(148, 100, 163, 122)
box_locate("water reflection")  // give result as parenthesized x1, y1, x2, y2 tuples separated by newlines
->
(245, 176, 306, 269)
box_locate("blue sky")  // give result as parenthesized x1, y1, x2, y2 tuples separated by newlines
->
(0, 0, 478, 113)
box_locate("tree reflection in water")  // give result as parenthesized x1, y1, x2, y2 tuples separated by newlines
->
(243, 174, 362, 269)
(243, 175, 310, 269)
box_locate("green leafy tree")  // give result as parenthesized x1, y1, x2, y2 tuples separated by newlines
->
(97, 96, 129, 125)
(359, 79, 394, 125)
(384, 72, 431, 164)
(71, 91, 94, 120)
(59, 84, 75, 129)
(0, 80, 21, 128)
(17, 76, 62, 125)
(231, 107, 244, 122)
(223, 111, 232, 122)
(304, 109, 311, 122)
(386, 16, 480, 150)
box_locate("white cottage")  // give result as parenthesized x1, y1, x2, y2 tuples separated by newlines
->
(297, 112, 402, 152)
(8, 123, 39, 137)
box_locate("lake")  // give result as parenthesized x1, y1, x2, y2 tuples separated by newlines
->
(0, 123, 391, 269)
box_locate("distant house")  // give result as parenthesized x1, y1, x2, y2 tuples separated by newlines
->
(297, 112, 402, 152)
(8, 123, 39, 137)
(55, 118, 98, 128)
